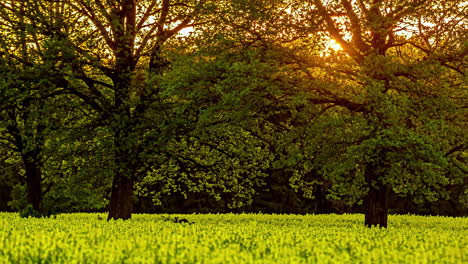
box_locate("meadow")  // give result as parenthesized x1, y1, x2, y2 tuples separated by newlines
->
(0, 213, 466, 263)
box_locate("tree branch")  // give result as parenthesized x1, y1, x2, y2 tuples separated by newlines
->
(72, 0, 116, 50)
(341, 0, 370, 53)
(312, 0, 365, 63)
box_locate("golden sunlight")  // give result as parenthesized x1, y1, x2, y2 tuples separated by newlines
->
(327, 39, 343, 52)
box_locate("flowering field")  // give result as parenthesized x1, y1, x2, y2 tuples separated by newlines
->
(0, 213, 466, 263)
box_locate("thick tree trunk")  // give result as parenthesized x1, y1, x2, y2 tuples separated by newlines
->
(106, 56, 136, 220)
(107, 97, 136, 220)
(106, 117, 137, 220)
(107, 171, 134, 220)
(364, 167, 389, 227)
(23, 158, 43, 213)
(364, 184, 389, 227)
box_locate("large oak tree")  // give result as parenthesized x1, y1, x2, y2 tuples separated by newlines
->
(305, 0, 467, 227)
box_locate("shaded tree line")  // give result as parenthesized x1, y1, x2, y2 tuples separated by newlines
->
(0, 0, 466, 227)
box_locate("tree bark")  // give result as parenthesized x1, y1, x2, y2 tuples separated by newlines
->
(23, 157, 43, 213)
(107, 72, 136, 220)
(364, 166, 389, 228)
(107, 170, 134, 220)
(107, 109, 136, 220)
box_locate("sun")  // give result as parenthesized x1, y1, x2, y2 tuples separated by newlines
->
(327, 39, 343, 51)
(320, 38, 344, 56)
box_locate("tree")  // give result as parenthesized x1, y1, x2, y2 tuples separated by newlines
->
(145, 0, 336, 214)
(0, 1, 70, 214)
(302, 0, 467, 227)
(1, 0, 117, 216)
(47, 0, 212, 220)
(61, 0, 317, 219)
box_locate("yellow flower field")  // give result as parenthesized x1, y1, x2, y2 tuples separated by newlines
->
(0, 213, 466, 263)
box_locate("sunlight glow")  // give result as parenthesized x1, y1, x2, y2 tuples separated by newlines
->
(327, 39, 343, 52)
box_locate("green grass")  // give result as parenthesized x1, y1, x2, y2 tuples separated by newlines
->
(0, 213, 466, 263)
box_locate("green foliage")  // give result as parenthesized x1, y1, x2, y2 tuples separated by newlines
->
(9, 180, 102, 216)
(18, 204, 40, 218)
(0, 0, 466, 218)
(321, 125, 452, 203)
(8, 184, 28, 213)
(18, 204, 57, 219)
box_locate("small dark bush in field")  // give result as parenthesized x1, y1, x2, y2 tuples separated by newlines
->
(19, 205, 40, 218)
(19, 204, 57, 218)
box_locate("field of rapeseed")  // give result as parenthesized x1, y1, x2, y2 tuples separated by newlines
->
(0, 213, 466, 263)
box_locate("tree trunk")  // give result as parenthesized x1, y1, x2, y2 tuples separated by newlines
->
(106, 117, 137, 220)
(23, 158, 43, 213)
(107, 99, 136, 220)
(364, 167, 389, 227)
(106, 55, 136, 220)
(107, 171, 134, 220)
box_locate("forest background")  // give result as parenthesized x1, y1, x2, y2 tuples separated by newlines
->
(0, 0, 466, 226)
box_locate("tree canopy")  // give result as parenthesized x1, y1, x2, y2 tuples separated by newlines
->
(0, 0, 466, 226)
